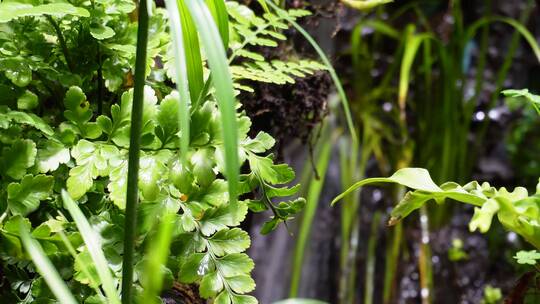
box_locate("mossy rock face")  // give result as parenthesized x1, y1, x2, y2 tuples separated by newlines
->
(162, 282, 204, 304)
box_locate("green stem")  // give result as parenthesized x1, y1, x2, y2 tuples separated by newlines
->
(472, 0, 534, 173)
(289, 126, 334, 297)
(121, 0, 149, 303)
(364, 211, 381, 304)
(97, 44, 104, 115)
(383, 222, 402, 304)
(46, 15, 74, 72)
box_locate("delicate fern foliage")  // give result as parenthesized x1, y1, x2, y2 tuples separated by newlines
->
(231, 60, 326, 89)
(226, 2, 326, 90)
(0, 0, 317, 302)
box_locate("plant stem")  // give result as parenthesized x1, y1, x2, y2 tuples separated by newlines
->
(364, 211, 381, 304)
(121, 0, 149, 303)
(97, 44, 104, 115)
(46, 15, 74, 72)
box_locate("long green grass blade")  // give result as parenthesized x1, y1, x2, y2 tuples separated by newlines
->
(122, 1, 150, 302)
(56, 224, 105, 299)
(204, 0, 229, 47)
(264, 0, 358, 144)
(351, 20, 399, 70)
(165, 0, 191, 164)
(62, 190, 121, 304)
(364, 211, 381, 304)
(20, 223, 78, 304)
(465, 16, 540, 63)
(398, 26, 431, 114)
(141, 211, 176, 304)
(177, 0, 204, 100)
(184, 0, 239, 204)
(290, 127, 334, 297)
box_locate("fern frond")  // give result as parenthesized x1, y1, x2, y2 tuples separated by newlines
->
(231, 59, 327, 86)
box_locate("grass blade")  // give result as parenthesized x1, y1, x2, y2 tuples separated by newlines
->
(398, 26, 431, 118)
(56, 220, 105, 299)
(20, 223, 78, 304)
(289, 127, 334, 297)
(140, 211, 176, 304)
(204, 0, 229, 48)
(122, 1, 150, 302)
(165, 0, 191, 165)
(364, 211, 381, 304)
(177, 0, 204, 100)
(184, 0, 239, 204)
(465, 16, 540, 63)
(62, 190, 121, 304)
(264, 0, 358, 144)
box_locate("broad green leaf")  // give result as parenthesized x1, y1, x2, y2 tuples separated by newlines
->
(199, 203, 248, 236)
(3, 111, 54, 136)
(341, 0, 393, 11)
(191, 149, 217, 188)
(157, 91, 181, 143)
(200, 271, 224, 298)
(90, 24, 115, 40)
(469, 199, 500, 233)
(107, 161, 128, 208)
(503, 89, 540, 115)
(514, 250, 540, 265)
(17, 90, 39, 110)
(139, 152, 170, 201)
(332, 168, 441, 205)
(68, 141, 120, 199)
(74, 250, 101, 288)
(2, 139, 37, 180)
(243, 132, 275, 153)
(207, 228, 250, 256)
(64, 86, 95, 136)
(215, 291, 232, 304)
(108, 151, 169, 208)
(96, 0, 135, 14)
(185, 0, 239, 205)
(215, 253, 254, 277)
(179, 253, 212, 283)
(7, 175, 54, 215)
(61, 190, 120, 304)
(170, 160, 196, 194)
(334, 168, 540, 249)
(248, 154, 292, 185)
(231, 294, 258, 304)
(200, 179, 229, 206)
(0, 3, 90, 23)
(19, 224, 77, 304)
(110, 86, 158, 147)
(226, 274, 255, 294)
(4, 62, 32, 87)
(36, 140, 70, 173)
